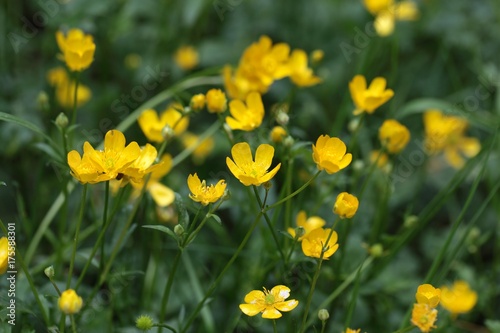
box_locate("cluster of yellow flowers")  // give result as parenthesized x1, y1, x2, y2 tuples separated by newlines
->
(50, 24, 484, 331)
(363, 0, 419, 36)
(411, 281, 477, 332)
(67, 129, 163, 185)
(224, 35, 321, 100)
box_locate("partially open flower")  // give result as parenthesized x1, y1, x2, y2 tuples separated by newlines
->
(187, 173, 226, 206)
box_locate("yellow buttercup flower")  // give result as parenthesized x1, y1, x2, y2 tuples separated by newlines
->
(270, 126, 287, 143)
(130, 154, 174, 207)
(370, 150, 389, 169)
(226, 142, 281, 186)
(349, 75, 394, 115)
(440, 280, 477, 316)
(181, 132, 214, 164)
(301, 228, 339, 259)
(224, 35, 290, 100)
(226, 92, 265, 131)
(206, 89, 227, 113)
(56, 28, 96, 72)
(239, 285, 299, 319)
(190, 93, 206, 111)
(67, 130, 141, 184)
(312, 135, 352, 174)
(423, 110, 480, 169)
(333, 192, 359, 219)
(416, 284, 441, 308)
(0, 237, 9, 275)
(287, 49, 321, 87)
(287, 211, 326, 241)
(138, 104, 189, 143)
(174, 45, 199, 71)
(58, 289, 83, 315)
(411, 303, 437, 333)
(46, 67, 91, 108)
(187, 173, 226, 206)
(379, 119, 410, 154)
(121, 144, 162, 186)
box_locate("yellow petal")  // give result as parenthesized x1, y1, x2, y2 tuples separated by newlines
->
(244, 290, 265, 303)
(104, 130, 126, 153)
(270, 285, 291, 301)
(226, 157, 243, 179)
(239, 304, 263, 317)
(187, 172, 200, 190)
(148, 183, 175, 207)
(258, 163, 281, 183)
(262, 307, 282, 319)
(246, 92, 264, 116)
(274, 299, 299, 312)
(459, 137, 481, 157)
(231, 142, 253, 168)
(254, 144, 275, 172)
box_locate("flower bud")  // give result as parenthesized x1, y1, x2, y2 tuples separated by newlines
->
(190, 93, 206, 111)
(318, 308, 330, 321)
(311, 50, 324, 64)
(174, 224, 185, 237)
(348, 118, 361, 132)
(283, 136, 295, 148)
(369, 243, 384, 257)
(44, 265, 55, 279)
(136, 314, 154, 331)
(37, 91, 50, 112)
(206, 89, 227, 113)
(55, 112, 69, 129)
(294, 226, 306, 239)
(333, 192, 359, 219)
(270, 126, 287, 143)
(276, 111, 289, 126)
(58, 289, 83, 315)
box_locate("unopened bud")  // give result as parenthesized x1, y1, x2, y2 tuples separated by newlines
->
(283, 136, 294, 148)
(369, 243, 384, 257)
(263, 181, 272, 191)
(55, 112, 69, 129)
(276, 111, 289, 126)
(348, 118, 361, 133)
(295, 226, 306, 239)
(174, 224, 185, 237)
(44, 265, 55, 279)
(37, 91, 50, 112)
(318, 309, 329, 321)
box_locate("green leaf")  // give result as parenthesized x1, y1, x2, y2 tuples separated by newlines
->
(0, 111, 54, 144)
(486, 320, 500, 333)
(175, 192, 190, 229)
(207, 213, 222, 225)
(142, 225, 177, 240)
(33, 142, 64, 163)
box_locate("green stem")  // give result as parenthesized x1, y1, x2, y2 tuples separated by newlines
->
(157, 250, 183, 333)
(305, 257, 373, 328)
(273, 319, 277, 333)
(100, 181, 110, 272)
(70, 315, 77, 333)
(180, 212, 264, 333)
(265, 170, 322, 211)
(0, 219, 50, 326)
(67, 184, 87, 289)
(70, 72, 80, 129)
(75, 186, 127, 290)
(252, 186, 286, 263)
(299, 227, 337, 333)
(154, 323, 178, 333)
(391, 326, 414, 333)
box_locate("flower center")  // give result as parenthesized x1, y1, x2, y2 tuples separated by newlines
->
(264, 293, 275, 305)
